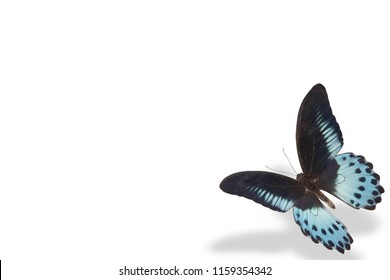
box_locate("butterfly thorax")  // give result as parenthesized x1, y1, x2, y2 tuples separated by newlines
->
(296, 173, 335, 209)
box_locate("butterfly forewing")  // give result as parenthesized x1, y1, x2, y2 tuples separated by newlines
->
(296, 84, 343, 177)
(220, 171, 304, 212)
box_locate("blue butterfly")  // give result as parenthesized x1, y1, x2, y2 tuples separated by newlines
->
(220, 84, 384, 253)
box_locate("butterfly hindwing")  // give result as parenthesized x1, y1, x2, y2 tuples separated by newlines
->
(321, 153, 384, 210)
(293, 193, 353, 253)
(220, 171, 304, 212)
(296, 84, 344, 177)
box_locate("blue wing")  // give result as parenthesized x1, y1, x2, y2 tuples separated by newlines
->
(293, 193, 353, 253)
(220, 171, 305, 212)
(320, 153, 385, 210)
(296, 84, 343, 178)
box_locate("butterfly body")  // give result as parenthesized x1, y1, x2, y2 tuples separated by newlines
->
(296, 173, 335, 209)
(220, 84, 384, 253)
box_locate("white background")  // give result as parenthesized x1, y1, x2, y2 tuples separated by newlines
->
(1, 1, 389, 279)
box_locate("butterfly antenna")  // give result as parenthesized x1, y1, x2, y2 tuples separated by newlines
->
(265, 166, 296, 177)
(283, 148, 298, 175)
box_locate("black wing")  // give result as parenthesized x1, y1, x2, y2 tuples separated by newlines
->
(296, 84, 343, 178)
(220, 171, 305, 212)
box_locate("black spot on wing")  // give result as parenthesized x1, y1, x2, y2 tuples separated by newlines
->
(347, 233, 354, 243)
(355, 168, 361, 173)
(354, 193, 362, 199)
(323, 243, 332, 250)
(336, 246, 344, 253)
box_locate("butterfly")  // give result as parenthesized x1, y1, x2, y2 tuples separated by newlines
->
(220, 84, 384, 253)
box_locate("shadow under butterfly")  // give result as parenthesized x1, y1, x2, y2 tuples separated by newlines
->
(220, 84, 384, 254)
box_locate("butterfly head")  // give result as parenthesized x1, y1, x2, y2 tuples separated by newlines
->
(296, 173, 305, 183)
